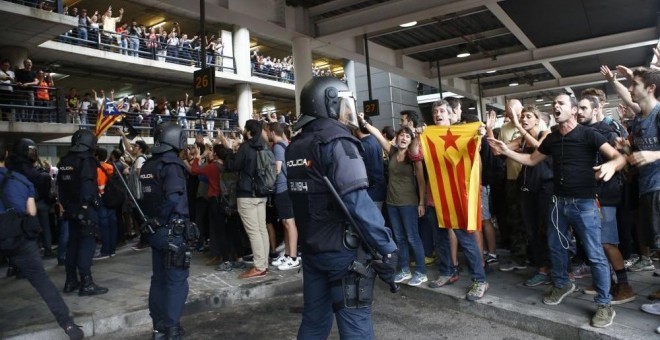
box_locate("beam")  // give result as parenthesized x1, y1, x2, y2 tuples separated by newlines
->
(308, 0, 367, 17)
(401, 28, 510, 55)
(316, 0, 502, 40)
(440, 28, 658, 78)
(482, 72, 641, 98)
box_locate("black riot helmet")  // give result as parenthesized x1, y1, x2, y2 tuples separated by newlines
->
(13, 138, 38, 162)
(152, 122, 186, 154)
(70, 129, 97, 152)
(295, 76, 358, 130)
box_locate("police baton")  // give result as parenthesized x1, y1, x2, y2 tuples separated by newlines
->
(322, 176, 400, 293)
(111, 162, 147, 223)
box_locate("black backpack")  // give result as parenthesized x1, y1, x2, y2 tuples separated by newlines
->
(251, 145, 277, 197)
(99, 163, 127, 209)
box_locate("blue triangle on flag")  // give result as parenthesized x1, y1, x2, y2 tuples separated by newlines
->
(103, 99, 121, 116)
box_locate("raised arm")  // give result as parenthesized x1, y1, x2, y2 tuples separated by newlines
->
(487, 137, 548, 167)
(601, 65, 641, 114)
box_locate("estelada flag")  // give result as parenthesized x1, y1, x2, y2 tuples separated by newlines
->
(95, 99, 122, 137)
(421, 122, 482, 231)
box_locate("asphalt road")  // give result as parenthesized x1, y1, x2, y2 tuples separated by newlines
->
(92, 284, 551, 340)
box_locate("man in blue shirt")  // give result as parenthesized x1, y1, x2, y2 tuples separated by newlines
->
(0, 139, 84, 339)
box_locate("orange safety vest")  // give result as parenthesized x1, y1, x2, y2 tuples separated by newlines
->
(36, 80, 49, 101)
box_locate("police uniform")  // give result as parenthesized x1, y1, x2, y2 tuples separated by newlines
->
(139, 122, 194, 340)
(57, 130, 108, 296)
(286, 77, 397, 339)
(0, 167, 83, 339)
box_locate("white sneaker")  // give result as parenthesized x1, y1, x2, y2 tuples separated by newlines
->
(278, 257, 301, 270)
(271, 254, 286, 266)
(641, 301, 660, 316)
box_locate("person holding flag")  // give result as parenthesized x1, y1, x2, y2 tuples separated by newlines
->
(410, 99, 489, 300)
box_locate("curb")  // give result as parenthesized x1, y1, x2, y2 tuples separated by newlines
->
(4, 274, 303, 339)
(389, 281, 651, 340)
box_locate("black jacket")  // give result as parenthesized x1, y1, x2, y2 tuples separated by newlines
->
(226, 135, 268, 198)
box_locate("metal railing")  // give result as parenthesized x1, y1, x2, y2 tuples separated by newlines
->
(0, 86, 62, 123)
(57, 29, 235, 72)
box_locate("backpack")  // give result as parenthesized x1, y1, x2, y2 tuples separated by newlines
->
(99, 163, 127, 209)
(251, 145, 277, 197)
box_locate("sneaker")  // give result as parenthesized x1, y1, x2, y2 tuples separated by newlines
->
(623, 255, 639, 269)
(648, 290, 660, 301)
(132, 242, 148, 251)
(215, 261, 233, 272)
(656, 325, 660, 335)
(524, 272, 552, 287)
(572, 263, 591, 278)
(543, 282, 576, 305)
(583, 285, 597, 295)
(591, 304, 615, 328)
(499, 260, 527, 272)
(231, 261, 247, 269)
(408, 272, 428, 287)
(93, 253, 110, 261)
(394, 270, 412, 283)
(424, 256, 435, 265)
(242, 254, 254, 262)
(654, 268, 660, 277)
(466, 281, 489, 301)
(628, 256, 655, 272)
(641, 301, 660, 315)
(271, 254, 286, 266)
(485, 253, 499, 264)
(611, 283, 635, 305)
(278, 257, 301, 271)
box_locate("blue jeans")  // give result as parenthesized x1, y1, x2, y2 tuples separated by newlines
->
(428, 206, 486, 281)
(77, 27, 88, 45)
(387, 205, 426, 275)
(97, 205, 118, 256)
(298, 251, 374, 340)
(547, 197, 611, 305)
(148, 228, 189, 328)
(129, 37, 140, 57)
(2, 240, 73, 329)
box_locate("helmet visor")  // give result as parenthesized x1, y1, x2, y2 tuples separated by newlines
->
(27, 145, 38, 161)
(337, 91, 358, 129)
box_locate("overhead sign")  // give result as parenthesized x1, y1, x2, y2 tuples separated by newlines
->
(363, 99, 379, 116)
(193, 67, 215, 97)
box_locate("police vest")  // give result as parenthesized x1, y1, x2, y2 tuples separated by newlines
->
(286, 119, 365, 254)
(139, 154, 186, 221)
(57, 151, 96, 213)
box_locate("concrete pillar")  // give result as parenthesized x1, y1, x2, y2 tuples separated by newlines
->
(236, 83, 253, 128)
(233, 26, 251, 77)
(220, 30, 233, 72)
(0, 46, 29, 70)
(343, 59, 356, 95)
(292, 36, 312, 115)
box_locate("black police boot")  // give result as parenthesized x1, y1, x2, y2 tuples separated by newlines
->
(6, 266, 16, 277)
(64, 323, 84, 340)
(165, 325, 183, 340)
(78, 275, 108, 296)
(63, 271, 80, 293)
(151, 329, 166, 340)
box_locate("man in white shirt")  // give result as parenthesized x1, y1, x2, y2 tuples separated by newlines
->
(0, 59, 16, 121)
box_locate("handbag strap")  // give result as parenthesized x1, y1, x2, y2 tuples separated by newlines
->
(0, 170, 15, 212)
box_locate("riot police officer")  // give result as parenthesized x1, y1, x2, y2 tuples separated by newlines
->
(9, 139, 54, 256)
(57, 129, 108, 296)
(286, 77, 398, 339)
(140, 123, 196, 340)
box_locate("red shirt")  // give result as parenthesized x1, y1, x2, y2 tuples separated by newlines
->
(190, 158, 221, 198)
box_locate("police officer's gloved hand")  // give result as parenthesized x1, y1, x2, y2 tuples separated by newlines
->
(140, 218, 160, 235)
(371, 251, 398, 285)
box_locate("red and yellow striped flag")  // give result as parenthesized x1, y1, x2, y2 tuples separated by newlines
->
(421, 123, 482, 231)
(94, 99, 122, 138)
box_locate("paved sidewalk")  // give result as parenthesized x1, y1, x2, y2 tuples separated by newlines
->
(0, 245, 302, 340)
(1, 246, 658, 339)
